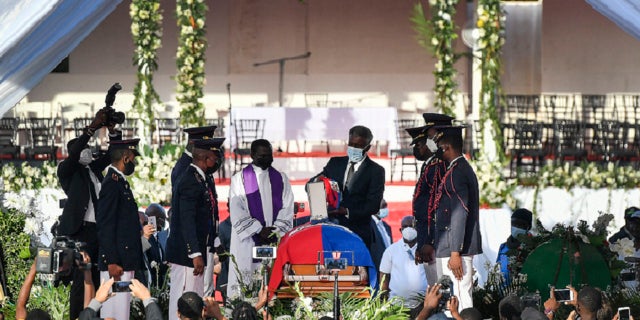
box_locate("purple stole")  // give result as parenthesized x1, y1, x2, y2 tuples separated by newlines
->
(242, 165, 284, 245)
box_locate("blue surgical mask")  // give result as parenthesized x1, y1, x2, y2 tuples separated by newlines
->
(347, 146, 365, 162)
(378, 208, 389, 219)
(511, 226, 528, 238)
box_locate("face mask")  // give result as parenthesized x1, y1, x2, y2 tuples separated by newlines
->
(208, 157, 223, 175)
(434, 146, 445, 159)
(426, 138, 438, 153)
(402, 227, 418, 242)
(79, 148, 93, 166)
(413, 146, 427, 161)
(347, 146, 365, 162)
(123, 160, 136, 176)
(253, 156, 273, 170)
(378, 208, 389, 219)
(511, 226, 528, 238)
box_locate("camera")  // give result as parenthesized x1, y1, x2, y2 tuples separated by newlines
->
(112, 281, 132, 293)
(437, 275, 454, 310)
(324, 258, 348, 271)
(552, 288, 573, 302)
(619, 307, 630, 320)
(252, 246, 276, 260)
(102, 83, 125, 126)
(621, 257, 640, 283)
(36, 236, 88, 279)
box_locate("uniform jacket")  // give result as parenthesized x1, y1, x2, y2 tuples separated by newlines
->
(96, 167, 143, 271)
(57, 131, 120, 236)
(414, 156, 446, 249)
(165, 165, 217, 267)
(434, 157, 482, 258)
(310, 156, 385, 247)
(170, 152, 191, 186)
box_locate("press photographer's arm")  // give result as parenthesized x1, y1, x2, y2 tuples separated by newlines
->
(15, 260, 37, 319)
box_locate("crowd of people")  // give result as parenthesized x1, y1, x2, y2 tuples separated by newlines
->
(12, 109, 634, 320)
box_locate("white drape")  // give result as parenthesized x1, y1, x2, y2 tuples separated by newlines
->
(586, 0, 640, 41)
(0, 0, 122, 116)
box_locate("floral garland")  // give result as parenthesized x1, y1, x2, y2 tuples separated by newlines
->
(130, 0, 163, 140)
(176, 0, 208, 126)
(430, 0, 459, 116)
(411, 1, 459, 116)
(476, 0, 506, 162)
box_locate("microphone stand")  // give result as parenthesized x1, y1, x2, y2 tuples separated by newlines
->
(253, 52, 311, 107)
(333, 270, 340, 320)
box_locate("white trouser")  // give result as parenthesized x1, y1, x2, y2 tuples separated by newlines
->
(169, 263, 205, 320)
(436, 255, 474, 311)
(203, 249, 215, 297)
(100, 271, 134, 320)
(423, 261, 438, 287)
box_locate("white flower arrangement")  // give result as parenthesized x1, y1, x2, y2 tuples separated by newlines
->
(176, 0, 208, 126)
(610, 238, 635, 259)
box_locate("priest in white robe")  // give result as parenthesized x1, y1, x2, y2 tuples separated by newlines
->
(227, 139, 294, 300)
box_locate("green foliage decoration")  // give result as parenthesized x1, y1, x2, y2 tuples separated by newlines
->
(176, 0, 208, 126)
(130, 0, 163, 139)
(411, 0, 460, 117)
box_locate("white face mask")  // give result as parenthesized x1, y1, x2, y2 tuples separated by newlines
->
(378, 208, 389, 219)
(426, 138, 438, 153)
(79, 148, 93, 166)
(402, 227, 418, 242)
(347, 146, 365, 162)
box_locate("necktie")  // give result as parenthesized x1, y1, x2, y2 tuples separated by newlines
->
(345, 162, 356, 188)
(407, 248, 415, 260)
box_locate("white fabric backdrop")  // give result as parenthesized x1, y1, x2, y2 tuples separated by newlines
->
(229, 107, 399, 151)
(0, 0, 122, 115)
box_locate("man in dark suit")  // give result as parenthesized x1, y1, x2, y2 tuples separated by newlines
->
(96, 138, 143, 320)
(144, 203, 169, 288)
(432, 126, 482, 310)
(409, 113, 454, 285)
(170, 125, 218, 186)
(56, 107, 121, 319)
(309, 125, 385, 251)
(166, 138, 224, 319)
(370, 198, 392, 271)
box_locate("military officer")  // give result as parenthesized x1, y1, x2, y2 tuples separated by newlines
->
(170, 125, 218, 186)
(96, 138, 143, 320)
(166, 138, 225, 320)
(171, 125, 221, 297)
(410, 113, 454, 285)
(432, 126, 482, 311)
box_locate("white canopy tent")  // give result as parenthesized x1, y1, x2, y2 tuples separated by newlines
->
(0, 0, 122, 117)
(586, 0, 640, 41)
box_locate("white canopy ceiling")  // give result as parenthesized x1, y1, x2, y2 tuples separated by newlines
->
(0, 0, 122, 117)
(586, 0, 640, 41)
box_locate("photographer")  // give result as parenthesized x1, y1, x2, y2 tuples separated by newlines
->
(56, 105, 122, 319)
(412, 284, 462, 320)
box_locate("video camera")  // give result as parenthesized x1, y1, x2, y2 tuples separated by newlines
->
(102, 83, 125, 126)
(35, 236, 89, 279)
(620, 256, 640, 282)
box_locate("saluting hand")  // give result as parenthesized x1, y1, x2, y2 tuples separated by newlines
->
(193, 256, 205, 276)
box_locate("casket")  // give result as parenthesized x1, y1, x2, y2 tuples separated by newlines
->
(268, 223, 377, 298)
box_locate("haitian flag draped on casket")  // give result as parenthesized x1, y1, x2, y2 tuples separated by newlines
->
(268, 222, 377, 295)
